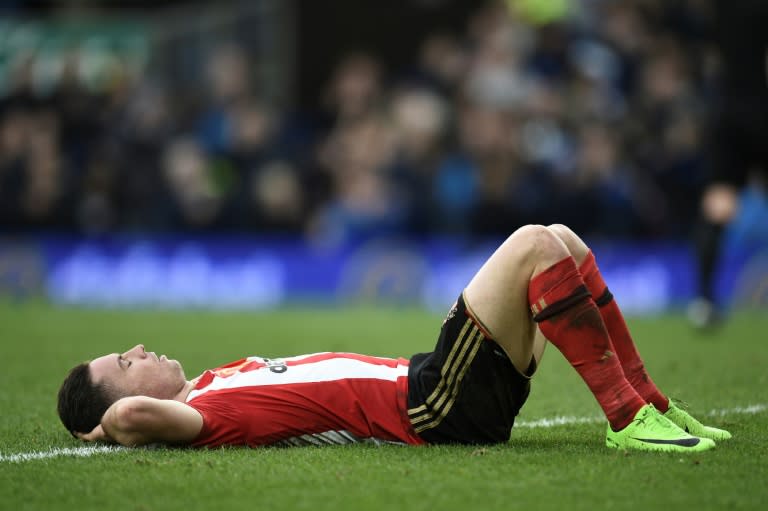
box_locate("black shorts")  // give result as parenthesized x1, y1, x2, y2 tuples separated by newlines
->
(407, 292, 532, 445)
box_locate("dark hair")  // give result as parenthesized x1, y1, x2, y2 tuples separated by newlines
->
(57, 362, 115, 437)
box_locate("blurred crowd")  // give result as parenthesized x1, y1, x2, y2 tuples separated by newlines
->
(0, 1, 722, 242)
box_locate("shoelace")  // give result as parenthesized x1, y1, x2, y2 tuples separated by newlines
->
(633, 415, 648, 427)
(670, 397, 692, 411)
(651, 414, 677, 432)
(669, 400, 705, 428)
(633, 409, 677, 433)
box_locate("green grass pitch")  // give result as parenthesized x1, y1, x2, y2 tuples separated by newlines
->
(0, 301, 766, 511)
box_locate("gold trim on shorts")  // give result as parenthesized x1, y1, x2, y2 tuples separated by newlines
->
(462, 290, 535, 381)
(407, 318, 486, 433)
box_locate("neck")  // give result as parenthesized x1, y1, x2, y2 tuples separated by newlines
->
(172, 380, 194, 402)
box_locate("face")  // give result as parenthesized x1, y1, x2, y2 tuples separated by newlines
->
(89, 344, 188, 400)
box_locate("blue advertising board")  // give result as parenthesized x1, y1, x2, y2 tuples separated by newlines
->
(1, 235, 766, 315)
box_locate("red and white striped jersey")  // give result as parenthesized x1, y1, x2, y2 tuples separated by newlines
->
(185, 352, 425, 448)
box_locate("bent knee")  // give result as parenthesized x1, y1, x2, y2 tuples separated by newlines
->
(546, 223, 573, 239)
(546, 224, 589, 262)
(510, 224, 569, 264)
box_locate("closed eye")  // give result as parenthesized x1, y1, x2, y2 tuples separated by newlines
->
(118, 355, 132, 369)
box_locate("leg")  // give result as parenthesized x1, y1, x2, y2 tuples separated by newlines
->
(547, 223, 670, 411)
(464, 224, 715, 451)
(547, 223, 731, 440)
(464, 224, 560, 373)
(464, 225, 647, 431)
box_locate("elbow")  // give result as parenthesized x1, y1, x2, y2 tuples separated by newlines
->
(112, 398, 144, 430)
(108, 398, 150, 446)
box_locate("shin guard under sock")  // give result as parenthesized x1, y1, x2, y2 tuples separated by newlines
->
(529, 257, 646, 431)
(579, 251, 669, 412)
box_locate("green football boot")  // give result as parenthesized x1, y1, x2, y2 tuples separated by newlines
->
(664, 399, 732, 441)
(606, 404, 715, 453)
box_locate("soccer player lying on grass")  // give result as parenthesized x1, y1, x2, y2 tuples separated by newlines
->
(58, 224, 731, 453)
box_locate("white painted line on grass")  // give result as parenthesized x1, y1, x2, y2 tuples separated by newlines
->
(0, 445, 124, 463)
(707, 403, 767, 416)
(515, 403, 768, 429)
(1, 403, 765, 463)
(516, 415, 602, 428)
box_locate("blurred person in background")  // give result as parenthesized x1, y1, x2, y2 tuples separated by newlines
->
(247, 160, 306, 233)
(110, 82, 176, 231)
(0, 52, 73, 232)
(628, 36, 707, 238)
(427, 4, 536, 237)
(19, 110, 72, 230)
(0, 105, 74, 232)
(197, 44, 252, 156)
(162, 137, 229, 232)
(0, 0, 743, 252)
(413, 32, 468, 97)
(462, 9, 531, 237)
(689, 0, 768, 328)
(387, 86, 451, 235)
(52, 52, 108, 175)
(559, 120, 639, 237)
(0, 108, 30, 230)
(310, 54, 407, 244)
(76, 147, 120, 235)
(440, 100, 523, 236)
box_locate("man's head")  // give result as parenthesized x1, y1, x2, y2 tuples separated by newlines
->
(57, 363, 115, 437)
(57, 344, 188, 436)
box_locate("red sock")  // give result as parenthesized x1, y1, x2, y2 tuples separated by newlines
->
(529, 257, 646, 431)
(579, 251, 669, 413)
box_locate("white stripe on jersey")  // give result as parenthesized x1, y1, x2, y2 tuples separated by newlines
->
(187, 354, 409, 402)
(274, 430, 406, 447)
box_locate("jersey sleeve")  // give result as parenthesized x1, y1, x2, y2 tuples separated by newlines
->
(188, 394, 246, 448)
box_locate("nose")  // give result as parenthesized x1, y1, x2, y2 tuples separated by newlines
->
(123, 344, 147, 358)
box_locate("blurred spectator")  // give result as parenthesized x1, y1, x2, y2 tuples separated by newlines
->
(162, 137, 228, 232)
(309, 54, 406, 244)
(559, 120, 639, 236)
(388, 86, 450, 234)
(689, 0, 768, 327)
(248, 160, 305, 233)
(416, 33, 468, 96)
(198, 44, 252, 155)
(1, 0, 756, 247)
(112, 82, 175, 230)
(313, 113, 403, 244)
(0, 107, 74, 232)
(321, 53, 383, 124)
